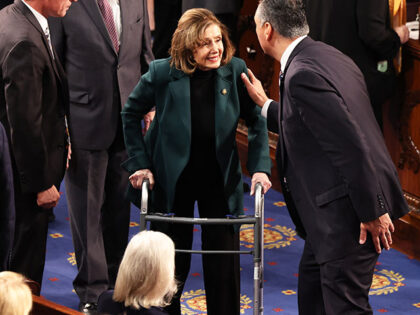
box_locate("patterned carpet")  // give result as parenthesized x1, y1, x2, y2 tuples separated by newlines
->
(42, 177, 420, 314)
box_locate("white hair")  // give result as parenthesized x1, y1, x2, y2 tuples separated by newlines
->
(0, 271, 32, 315)
(113, 231, 177, 309)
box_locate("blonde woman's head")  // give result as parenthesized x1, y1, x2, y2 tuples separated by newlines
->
(113, 231, 177, 309)
(0, 271, 32, 315)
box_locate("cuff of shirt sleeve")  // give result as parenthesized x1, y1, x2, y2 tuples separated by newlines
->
(261, 99, 273, 118)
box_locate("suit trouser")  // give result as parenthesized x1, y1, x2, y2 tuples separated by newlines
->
(65, 132, 130, 303)
(9, 192, 49, 285)
(298, 240, 379, 315)
(158, 171, 241, 315)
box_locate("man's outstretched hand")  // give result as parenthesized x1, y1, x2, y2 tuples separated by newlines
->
(241, 68, 269, 107)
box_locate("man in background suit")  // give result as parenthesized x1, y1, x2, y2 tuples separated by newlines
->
(49, 1, 154, 312)
(0, 0, 13, 10)
(303, 0, 409, 127)
(0, 122, 14, 272)
(182, 0, 243, 46)
(0, 0, 74, 285)
(241, 0, 409, 313)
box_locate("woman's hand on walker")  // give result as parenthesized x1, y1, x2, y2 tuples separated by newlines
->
(250, 172, 272, 195)
(129, 169, 155, 190)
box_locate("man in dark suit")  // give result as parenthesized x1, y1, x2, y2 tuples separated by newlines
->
(0, 0, 13, 10)
(0, 0, 75, 284)
(49, 1, 153, 312)
(241, 0, 409, 313)
(0, 122, 14, 272)
(303, 0, 409, 127)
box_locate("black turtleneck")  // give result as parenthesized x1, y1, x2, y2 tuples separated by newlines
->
(181, 68, 221, 181)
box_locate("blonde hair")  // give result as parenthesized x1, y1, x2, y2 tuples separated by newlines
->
(170, 8, 235, 74)
(113, 231, 177, 309)
(0, 271, 32, 315)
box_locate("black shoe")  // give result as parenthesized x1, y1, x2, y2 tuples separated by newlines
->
(78, 302, 98, 314)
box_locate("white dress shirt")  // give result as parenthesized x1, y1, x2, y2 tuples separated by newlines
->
(261, 35, 307, 118)
(21, 0, 54, 56)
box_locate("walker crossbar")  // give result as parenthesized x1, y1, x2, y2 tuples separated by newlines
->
(138, 179, 264, 315)
(141, 215, 257, 225)
(175, 249, 254, 255)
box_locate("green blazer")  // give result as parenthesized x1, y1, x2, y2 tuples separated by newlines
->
(121, 57, 271, 216)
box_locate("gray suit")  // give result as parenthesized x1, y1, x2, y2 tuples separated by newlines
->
(49, 0, 153, 304)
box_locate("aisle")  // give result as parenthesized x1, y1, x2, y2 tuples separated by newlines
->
(41, 178, 420, 314)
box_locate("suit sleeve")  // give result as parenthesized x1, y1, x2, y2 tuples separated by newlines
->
(0, 123, 14, 270)
(238, 61, 271, 176)
(121, 61, 156, 173)
(3, 40, 53, 193)
(140, 0, 154, 73)
(266, 100, 280, 134)
(290, 70, 386, 222)
(356, 0, 401, 61)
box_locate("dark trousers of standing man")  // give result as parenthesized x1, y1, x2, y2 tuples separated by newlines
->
(10, 192, 50, 285)
(64, 125, 130, 303)
(159, 167, 240, 315)
(298, 239, 379, 315)
(9, 149, 65, 285)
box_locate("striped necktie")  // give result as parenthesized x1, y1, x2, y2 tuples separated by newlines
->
(97, 0, 119, 53)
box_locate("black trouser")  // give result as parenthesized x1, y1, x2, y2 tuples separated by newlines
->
(298, 240, 379, 315)
(9, 146, 65, 286)
(65, 129, 130, 303)
(157, 170, 240, 315)
(9, 192, 50, 285)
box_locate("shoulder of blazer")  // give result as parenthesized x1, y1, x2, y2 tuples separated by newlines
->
(220, 56, 246, 76)
(147, 57, 187, 84)
(12, 0, 45, 38)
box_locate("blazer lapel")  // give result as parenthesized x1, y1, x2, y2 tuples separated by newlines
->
(214, 65, 233, 149)
(118, 0, 129, 54)
(80, 0, 117, 55)
(278, 72, 286, 175)
(168, 67, 191, 140)
(16, 1, 54, 59)
(16, 0, 63, 84)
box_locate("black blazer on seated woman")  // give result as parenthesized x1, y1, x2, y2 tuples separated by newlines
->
(98, 290, 168, 315)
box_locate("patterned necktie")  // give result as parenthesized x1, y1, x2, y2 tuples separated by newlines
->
(97, 0, 119, 53)
(44, 26, 54, 58)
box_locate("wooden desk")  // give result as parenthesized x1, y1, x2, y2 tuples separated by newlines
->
(384, 38, 420, 259)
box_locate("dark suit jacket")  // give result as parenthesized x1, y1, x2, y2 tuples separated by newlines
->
(122, 57, 271, 215)
(267, 37, 408, 263)
(0, 0, 13, 11)
(49, 0, 154, 150)
(98, 290, 168, 315)
(182, 0, 243, 14)
(0, 122, 14, 271)
(0, 0, 68, 194)
(303, 0, 401, 107)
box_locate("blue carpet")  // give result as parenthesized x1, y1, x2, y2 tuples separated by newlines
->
(42, 177, 420, 314)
